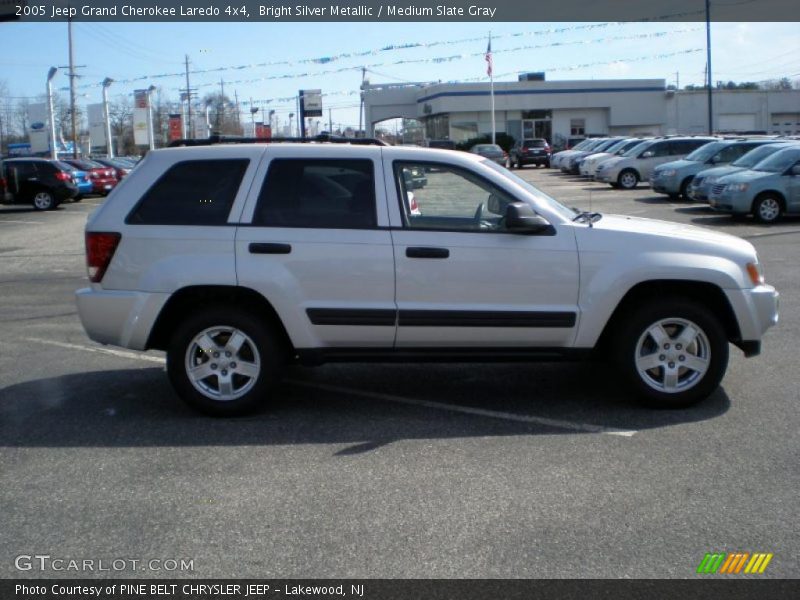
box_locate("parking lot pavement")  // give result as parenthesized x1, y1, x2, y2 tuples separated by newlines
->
(1, 180, 798, 579)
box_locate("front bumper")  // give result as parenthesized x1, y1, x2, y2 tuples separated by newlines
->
(725, 284, 779, 352)
(75, 287, 170, 350)
(708, 191, 751, 214)
(650, 174, 680, 195)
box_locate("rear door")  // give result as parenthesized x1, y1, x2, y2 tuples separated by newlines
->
(236, 147, 396, 350)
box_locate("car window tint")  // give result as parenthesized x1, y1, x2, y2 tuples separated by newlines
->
(254, 159, 376, 229)
(648, 142, 672, 157)
(395, 162, 516, 232)
(127, 159, 248, 226)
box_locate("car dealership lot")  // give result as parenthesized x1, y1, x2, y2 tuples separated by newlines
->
(1, 171, 798, 579)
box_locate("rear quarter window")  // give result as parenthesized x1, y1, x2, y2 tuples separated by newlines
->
(127, 159, 248, 226)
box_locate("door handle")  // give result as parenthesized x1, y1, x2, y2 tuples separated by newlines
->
(249, 242, 291, 254)
(406, 246, 449, 259)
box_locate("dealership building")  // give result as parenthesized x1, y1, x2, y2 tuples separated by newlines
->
(363, 76, 800, 147)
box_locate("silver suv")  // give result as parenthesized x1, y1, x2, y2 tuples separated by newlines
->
(75, 137, 778, 415)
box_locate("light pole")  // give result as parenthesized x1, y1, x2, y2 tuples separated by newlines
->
(101, 77, 114, 158)
(288, 113, 294, 137)
(46, 67, 59, 159)
(268, 109, 275, 135)
(146, 85, 156, 150)
(250, 100, 258, 137)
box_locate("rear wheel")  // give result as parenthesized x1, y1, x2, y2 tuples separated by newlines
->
(612, 298, 728, 408)
(167, 308, 286, 416)
(73, 195, 83, 202)
(617, 170, 639, 190)
(679, 178, 693, 200)
(31, 190, 56, 211)
(752, 194, 783, 224)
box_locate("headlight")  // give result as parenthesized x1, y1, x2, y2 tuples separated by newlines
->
(659, 169, 677, 177)
(726, 182, 750, 193)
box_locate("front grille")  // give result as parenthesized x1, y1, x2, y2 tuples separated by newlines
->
(711, 183, 726, 196)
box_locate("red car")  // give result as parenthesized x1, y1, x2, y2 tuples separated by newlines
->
(62, 159, 118, 196)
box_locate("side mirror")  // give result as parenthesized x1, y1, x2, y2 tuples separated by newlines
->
(791, 165, 800, 176)
(641, 150, 654, 158)
(505, 202, 552, 234)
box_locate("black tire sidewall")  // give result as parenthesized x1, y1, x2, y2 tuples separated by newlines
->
(613, 299, 729, 408)
(167, 308, 285, 416)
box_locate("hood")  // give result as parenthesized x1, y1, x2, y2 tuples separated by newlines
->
(694, 165, 742, 181)
(589, 213, 755, 260)
(597, 156, 625, 169)
(585, 152, 612, 163)
(717, 169, 775, 184)
(655, 159, 698, 172)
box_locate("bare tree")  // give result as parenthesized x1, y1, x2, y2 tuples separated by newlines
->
(109, 95, 134, 155)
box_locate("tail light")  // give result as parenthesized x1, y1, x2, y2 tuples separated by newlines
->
(86, 232, 121, 283)
(106, 170, 114, 177)
(409, 196, 419, 213)
(55, 171, 72, 181)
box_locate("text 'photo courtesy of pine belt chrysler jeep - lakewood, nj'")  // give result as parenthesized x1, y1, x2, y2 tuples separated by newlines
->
(75, 137, 779, 416)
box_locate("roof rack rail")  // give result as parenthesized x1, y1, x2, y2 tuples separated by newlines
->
(168, 133, 389, 148)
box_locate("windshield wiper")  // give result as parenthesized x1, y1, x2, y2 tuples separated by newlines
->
(572, 211, 603, 225)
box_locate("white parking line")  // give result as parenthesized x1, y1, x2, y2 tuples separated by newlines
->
(0, 219, 43, 225)
(24, 337, 636, 436)
(287, 379, 637, 437)
(25, 337, 166, 364)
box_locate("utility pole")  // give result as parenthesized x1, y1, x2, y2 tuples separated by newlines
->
(61, 14, 86, 158)
(328, 107, 333, 133)
(233, 89, 240, 133)
(705, 0, 713, 134)
(358, 66, 366, 137)
(182, 55, 193, 137)
(216, 78, 225, 133)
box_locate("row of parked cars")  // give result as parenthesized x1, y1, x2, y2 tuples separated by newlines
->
(0, 156, 138, 210)
(549, 135, 800, 224)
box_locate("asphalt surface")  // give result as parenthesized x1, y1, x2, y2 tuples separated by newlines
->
(1, 170, 798, 579)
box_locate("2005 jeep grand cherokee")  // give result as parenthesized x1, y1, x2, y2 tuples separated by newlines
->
(76, 137, 779, 415)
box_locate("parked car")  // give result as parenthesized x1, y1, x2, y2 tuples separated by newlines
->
(651, 140, 775, 200)
(64, 165, 92, 200)
(508, 138, 551, 169)
(469, 143, 507, 165)
(595, 136, 717, 190)
(707, 145, 800, 223)
(579, 138, 648, 178)
(689, 142, 797, 202)
(562, 138, 624, 175)
(2, 158, 78, 209)
(75, 139, 778, 416)
(62, 158, 118, 196)
(551, 138, 604, 170)
(92, 157, 134, 180)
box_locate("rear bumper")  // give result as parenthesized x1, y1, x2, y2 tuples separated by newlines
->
(75, 287, 170, 350)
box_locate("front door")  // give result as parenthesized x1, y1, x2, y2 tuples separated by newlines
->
(387, 160, 579, 348)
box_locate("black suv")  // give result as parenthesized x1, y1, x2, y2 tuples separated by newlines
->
(509, 139, 551, 168)
(2, 158, 78, 210)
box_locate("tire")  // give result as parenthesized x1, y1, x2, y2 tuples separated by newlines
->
(609, 183, 621, 189)
(612, 298, 729, 409)
(679, 178, 693, 200)
(617, 169, 639, 190)
(167, 307, 286, 416)
(73, 195, 83, 202)
(31, 190, 56, 211)
(752, 194, 783, 224)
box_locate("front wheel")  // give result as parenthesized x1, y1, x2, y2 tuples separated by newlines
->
(167, 308, 286, 416)
(617, 170, 639, 190)
(612, 298, 729, 408)
(752, 194, 783, 224)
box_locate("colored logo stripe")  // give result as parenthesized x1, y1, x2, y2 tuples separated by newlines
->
(697, 552, 773, 574)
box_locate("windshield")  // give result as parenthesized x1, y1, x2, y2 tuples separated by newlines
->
(482, 159, 576, 220)
(622, 140, 652, 157)
(753, 147, 800, 173)
(569, 139, 591, 151)
(685, 141, 727, 162)
(602, 139, 630, 154)
(731, 143, 787, 168)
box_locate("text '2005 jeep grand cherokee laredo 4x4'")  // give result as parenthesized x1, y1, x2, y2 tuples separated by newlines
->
(75, 136, 779, 416)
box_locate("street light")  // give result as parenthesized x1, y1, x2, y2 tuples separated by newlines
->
(47, 67, 58, 160)
(146, 85, 156, 151)
(288, 113, 294, 137)
(101, 77, 114, 158)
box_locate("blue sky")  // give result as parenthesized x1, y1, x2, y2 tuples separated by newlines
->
(1, 21, 798, 130)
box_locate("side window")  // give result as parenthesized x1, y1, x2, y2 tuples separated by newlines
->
(649, 142, 672, 157)
(718, 144, 750, 163)
(127, 159, 248, 226)
(253, 159, 376, 229)
(11, 162, 36, 178)
(395, 162, 515, 232)
(678, 140, 706, 155)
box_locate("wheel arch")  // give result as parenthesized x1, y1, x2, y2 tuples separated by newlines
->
(146, 285, 294, 354)
(752, 190, 786, 211)
(595, 279, 742, 353)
